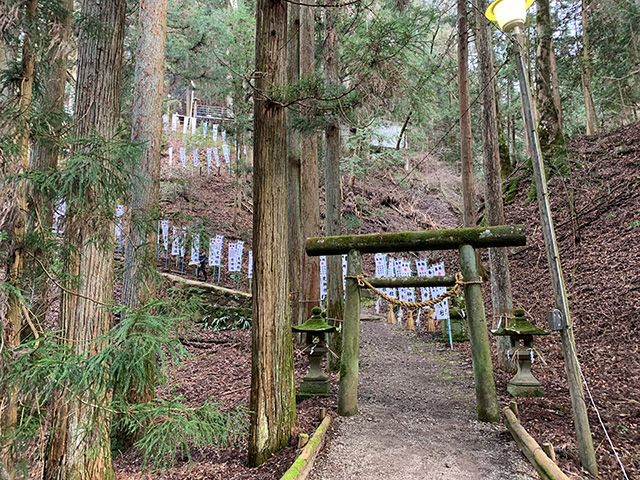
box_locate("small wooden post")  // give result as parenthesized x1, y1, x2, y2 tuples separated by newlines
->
(338, 249, 361, 416)
(459, 244, 500, 422)
(542, 442, 556, 462)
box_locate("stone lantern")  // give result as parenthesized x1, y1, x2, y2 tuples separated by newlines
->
(292, 307, 336, 401)
(492, 308, 549, 397)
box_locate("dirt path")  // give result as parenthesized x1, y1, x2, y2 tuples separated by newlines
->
(309, 315, 538, 480)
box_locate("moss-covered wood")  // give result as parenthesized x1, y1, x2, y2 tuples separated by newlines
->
(503, 407, 570, 480)
(459, 244, 500, 423)
(306, 225, 525, 256)
(279, 416, 332, 480)
(338, 249, 361, 416)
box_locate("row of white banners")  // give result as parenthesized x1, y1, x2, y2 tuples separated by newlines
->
(317, 253, 450, 321)
(157, 221, 252, 276)
(166, 145, 240, 171)
(53, 206, 452, 319)
(164, 114, 224, 140)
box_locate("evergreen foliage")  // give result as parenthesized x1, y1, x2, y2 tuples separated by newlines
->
(1, 298, 248, 474)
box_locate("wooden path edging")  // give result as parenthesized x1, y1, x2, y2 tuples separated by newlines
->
(161, 272, 251, 298)
(280, 416, 332, 480)
(503, 406, 575, 480)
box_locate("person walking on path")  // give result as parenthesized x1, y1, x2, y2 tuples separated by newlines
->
(198, 249, 208, 282)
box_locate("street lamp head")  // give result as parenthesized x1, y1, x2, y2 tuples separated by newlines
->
(485, 0, 534, 33)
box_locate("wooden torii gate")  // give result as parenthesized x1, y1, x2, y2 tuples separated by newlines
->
(306, 225, 526, 423)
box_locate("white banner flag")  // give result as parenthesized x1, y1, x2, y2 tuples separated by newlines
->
(190, 234, 199, 264)
(209, 235, 224, 266)
(212, 124, 219, 144)
(171, 226, 180, 255)
(214, 147, 220, 167)
(171, 113, 178, 131)
(168, 147, 173, 167)
(193, 148, 198, 167)
(191, 117, 197, 135)
(203, 121, 208, 138)
(206, 148, 212, 172)
(228, 243, 237, 272)
(248, 250, 253, 278)
(319, 256, 327, 300)
(180, 148, 186, 168)
(180, 227, 187, 258)
(222, 143, 230, 164)
(161, 220, 170, 251)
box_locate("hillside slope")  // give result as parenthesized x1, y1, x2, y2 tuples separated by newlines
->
(158, 123, 639, 479)
(501, 122, 640, 479)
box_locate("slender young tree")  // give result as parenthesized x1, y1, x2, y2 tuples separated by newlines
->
(0, 1, 37, 476)
(248, 0, 296, 465)
(473, 0, 515, 372)
(458, 0, 475, 228)
(324, 2, 344, 370)
(580, 0, 598, 134)
(43, 0, 126, 478)
(27, 0, 73, 333)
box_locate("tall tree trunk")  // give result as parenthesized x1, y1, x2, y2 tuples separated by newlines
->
(324, 4, 343, 371)
(248, 0, 296, 466)
(119, 0, 168, 432)
(458, 0, 475, 228)
(474, 0, 515, 373)
(27, 0, 73, 335)
(299, 1, 321, 322)
(0, 1, 37, 476)
(581, 0, 598, 135)
(43, 0, 126, 478)
(535, 0, 565, 163)
(287, 0, 303, 327)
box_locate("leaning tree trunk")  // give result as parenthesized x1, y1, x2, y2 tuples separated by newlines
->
(474, 0, 515, 373)
(299, 0, 321, 322)
(248, 0, 296, 466)
(324, 3, 344, 371)
(43, 0, 126, 479)
(0, 1, 37, 477)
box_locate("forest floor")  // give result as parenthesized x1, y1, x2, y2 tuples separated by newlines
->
(115, 122, 639, 479)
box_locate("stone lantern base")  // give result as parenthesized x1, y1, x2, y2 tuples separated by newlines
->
(507, 349, 544, 397)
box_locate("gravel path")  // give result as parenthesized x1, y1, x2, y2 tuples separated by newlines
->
(309, 316, 538, 480)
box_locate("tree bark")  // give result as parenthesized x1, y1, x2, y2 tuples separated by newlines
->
(0, 1, 37, 476)
(299, 0, 321, 323)
(581, 0, 598, 135)
(122, 0, 168, 317)
(119, 0, 168, 440)
(473, 0, 515, 372)
(248, 0, 296, 466)
(287, 0, 303, 327)
(43, 0, 126, 478)
(26, 0, 73, 334)
(458, 0, 475, 228)
(535, 0, 565, 161)
(324, 3, 343, 371)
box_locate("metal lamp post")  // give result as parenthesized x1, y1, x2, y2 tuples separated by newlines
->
(485, 0, 598, 476)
